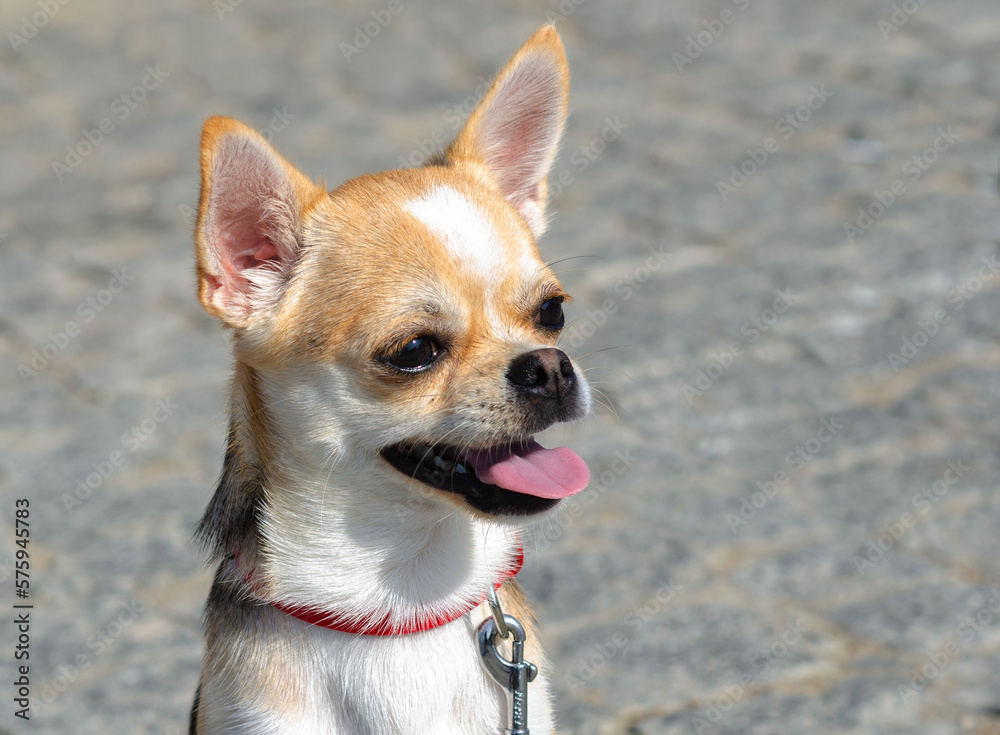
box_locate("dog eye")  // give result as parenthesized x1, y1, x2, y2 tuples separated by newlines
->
(385, 336, 441, 372)
(537, 298, 565, 329)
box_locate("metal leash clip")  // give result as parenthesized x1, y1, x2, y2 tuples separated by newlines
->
(478, 587, 538, 735)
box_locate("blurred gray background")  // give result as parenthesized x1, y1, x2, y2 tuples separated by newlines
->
(1, 0, 999, 733)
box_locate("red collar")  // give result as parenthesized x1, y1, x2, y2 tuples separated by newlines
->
(237, 547, 523, 636)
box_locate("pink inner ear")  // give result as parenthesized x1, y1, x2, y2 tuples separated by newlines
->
(472, 58, 564, 235)
(213, 208, 282, 281)
(202, 134, 300, 320)
(490, 110, 551, 204)
(227, 237, 279, 274)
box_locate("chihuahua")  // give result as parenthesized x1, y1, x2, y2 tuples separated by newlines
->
(189, 26, 590, 734)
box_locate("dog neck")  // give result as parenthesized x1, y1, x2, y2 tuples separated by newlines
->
(200, 361, 524, 632)
(234, 547, 522, 635)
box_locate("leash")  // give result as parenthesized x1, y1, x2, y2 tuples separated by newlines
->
(478, 582, 538, 735)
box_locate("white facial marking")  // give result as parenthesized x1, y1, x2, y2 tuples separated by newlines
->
(406, 186, 504, 282)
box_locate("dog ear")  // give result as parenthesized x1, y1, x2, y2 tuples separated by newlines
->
(445, 25, 569, 238)
(194, 117, 322, 327)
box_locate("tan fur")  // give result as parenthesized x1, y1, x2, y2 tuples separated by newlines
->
(497, 578, 548, 672)
(201, 586, 312, 720)
(190, 25, 581, 735)
(195, 116, 326, 328)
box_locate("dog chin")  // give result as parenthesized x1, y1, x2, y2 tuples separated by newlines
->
(379, 440, 564, 518)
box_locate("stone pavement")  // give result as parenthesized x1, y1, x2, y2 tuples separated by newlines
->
(1, 0, 999, 732)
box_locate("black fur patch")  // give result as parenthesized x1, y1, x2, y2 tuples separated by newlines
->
(196, 423, 266, 560)
(188, 682, 201, 734)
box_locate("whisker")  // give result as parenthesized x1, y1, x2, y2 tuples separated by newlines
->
(544, 254, 605, 269)
(579, 364, 638, 388)
(604, 368, 638, 385)
(588, 387, 620, 419)
(547, 266, 596, 277)
(573, 345, 627, 361)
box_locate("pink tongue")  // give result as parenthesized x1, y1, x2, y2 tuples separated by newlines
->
(465, 441, 590, 499)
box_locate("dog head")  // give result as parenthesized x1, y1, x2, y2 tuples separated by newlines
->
(194, 26, 590, 519)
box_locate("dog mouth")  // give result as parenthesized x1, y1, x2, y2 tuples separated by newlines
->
(379, 439, 590, 516)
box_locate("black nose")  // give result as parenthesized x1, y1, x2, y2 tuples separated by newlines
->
(507, 348, 576, 402)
